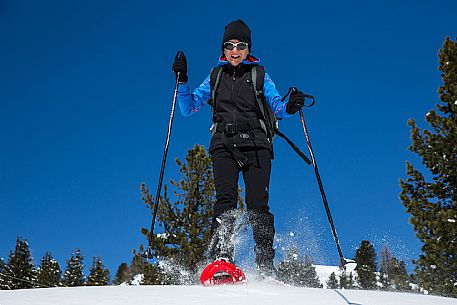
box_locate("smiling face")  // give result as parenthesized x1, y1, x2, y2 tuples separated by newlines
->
(223, 39, 249, 66)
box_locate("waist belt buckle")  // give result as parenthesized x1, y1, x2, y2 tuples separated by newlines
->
(224, 123, 238, 135)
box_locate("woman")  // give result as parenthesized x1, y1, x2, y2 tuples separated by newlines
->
(172, 19, 305, 277)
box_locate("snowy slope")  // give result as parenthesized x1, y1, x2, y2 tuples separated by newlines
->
(1, 283, 456, 305)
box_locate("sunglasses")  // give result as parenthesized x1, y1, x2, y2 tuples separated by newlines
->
(223, 41, 249, 51)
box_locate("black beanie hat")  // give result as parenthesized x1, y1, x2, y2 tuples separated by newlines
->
(222, 19, 251, 51)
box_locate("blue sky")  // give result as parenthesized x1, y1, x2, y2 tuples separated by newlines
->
(1, 0, 456, 276)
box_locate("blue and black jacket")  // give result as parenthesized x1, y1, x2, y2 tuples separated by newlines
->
(177, 55, 292, 154)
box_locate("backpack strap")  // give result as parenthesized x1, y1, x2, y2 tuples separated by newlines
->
(209, 67, 223, 122)
(251, 65, 266, 122)
(252, 65, 277, 141)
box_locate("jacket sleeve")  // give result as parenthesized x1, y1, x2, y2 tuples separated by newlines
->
(177, 75, 211, 116)
(263, 72, 292, 119)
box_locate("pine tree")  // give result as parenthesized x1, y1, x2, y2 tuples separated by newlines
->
(379, 246, 393, 290)
(129, 250, 145, 278)
(140, 144, 216, 275)
(326, 272, 338, 289)
(299, 256, 323, 288)
(277, 249, 322, 288)
(126, 251, 178, 285)
(2, 237, 37, 289)
(400, 37, 457, 298)
(378, 246, 411, 291)
(37, 252, 62, 287)
(0, 257, 8, 290)
(348, 272, 355, 289)
(142, 262, 177, 285)
(87, 257, 110, 286)
(113, 262, 132, 285)
(410, 273, 420, 293)
(339, 271, 354, 289)
(354, 240, 377, 290)
(277, 246, 299, 285)
(142, 263, 161, 285)
(389, 258, 411, 292)
(62, 249, 85, 287)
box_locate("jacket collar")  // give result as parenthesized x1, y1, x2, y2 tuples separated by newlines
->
(217, 54, 260, 67)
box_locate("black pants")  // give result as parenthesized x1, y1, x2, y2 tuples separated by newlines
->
(210, 147, 275, 267)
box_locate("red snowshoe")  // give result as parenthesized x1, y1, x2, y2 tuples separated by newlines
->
(200, 259, 246, 286)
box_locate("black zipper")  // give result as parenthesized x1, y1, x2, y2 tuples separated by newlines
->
(231, 70, 237, 146)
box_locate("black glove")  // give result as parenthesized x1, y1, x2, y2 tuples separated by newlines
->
(172, 51, 188, 83)
(286, 90, 305, 114)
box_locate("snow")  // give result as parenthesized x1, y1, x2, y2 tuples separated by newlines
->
(1, 284, 456, 305)
(128, 274, 143, 286)
(156, 233, 169, 239)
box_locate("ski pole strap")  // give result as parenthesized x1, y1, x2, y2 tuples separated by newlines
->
(275, 130, 312, 165)
(302, 93, 316, 107)
(282, 87, 316, 108)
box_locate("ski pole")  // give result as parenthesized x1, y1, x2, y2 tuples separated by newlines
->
(294, 88, 356, 271)
(143, 62, 181, 259)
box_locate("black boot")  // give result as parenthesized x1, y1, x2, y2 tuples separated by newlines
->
(208, 237, 235, 263)
(208, 211, 238, 263)
(250, 211, 276, 278)
(257, 263, 277, 279)
(255, 245, 277, 279)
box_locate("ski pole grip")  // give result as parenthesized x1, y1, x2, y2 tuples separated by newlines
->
(175, 50, 185, 59)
